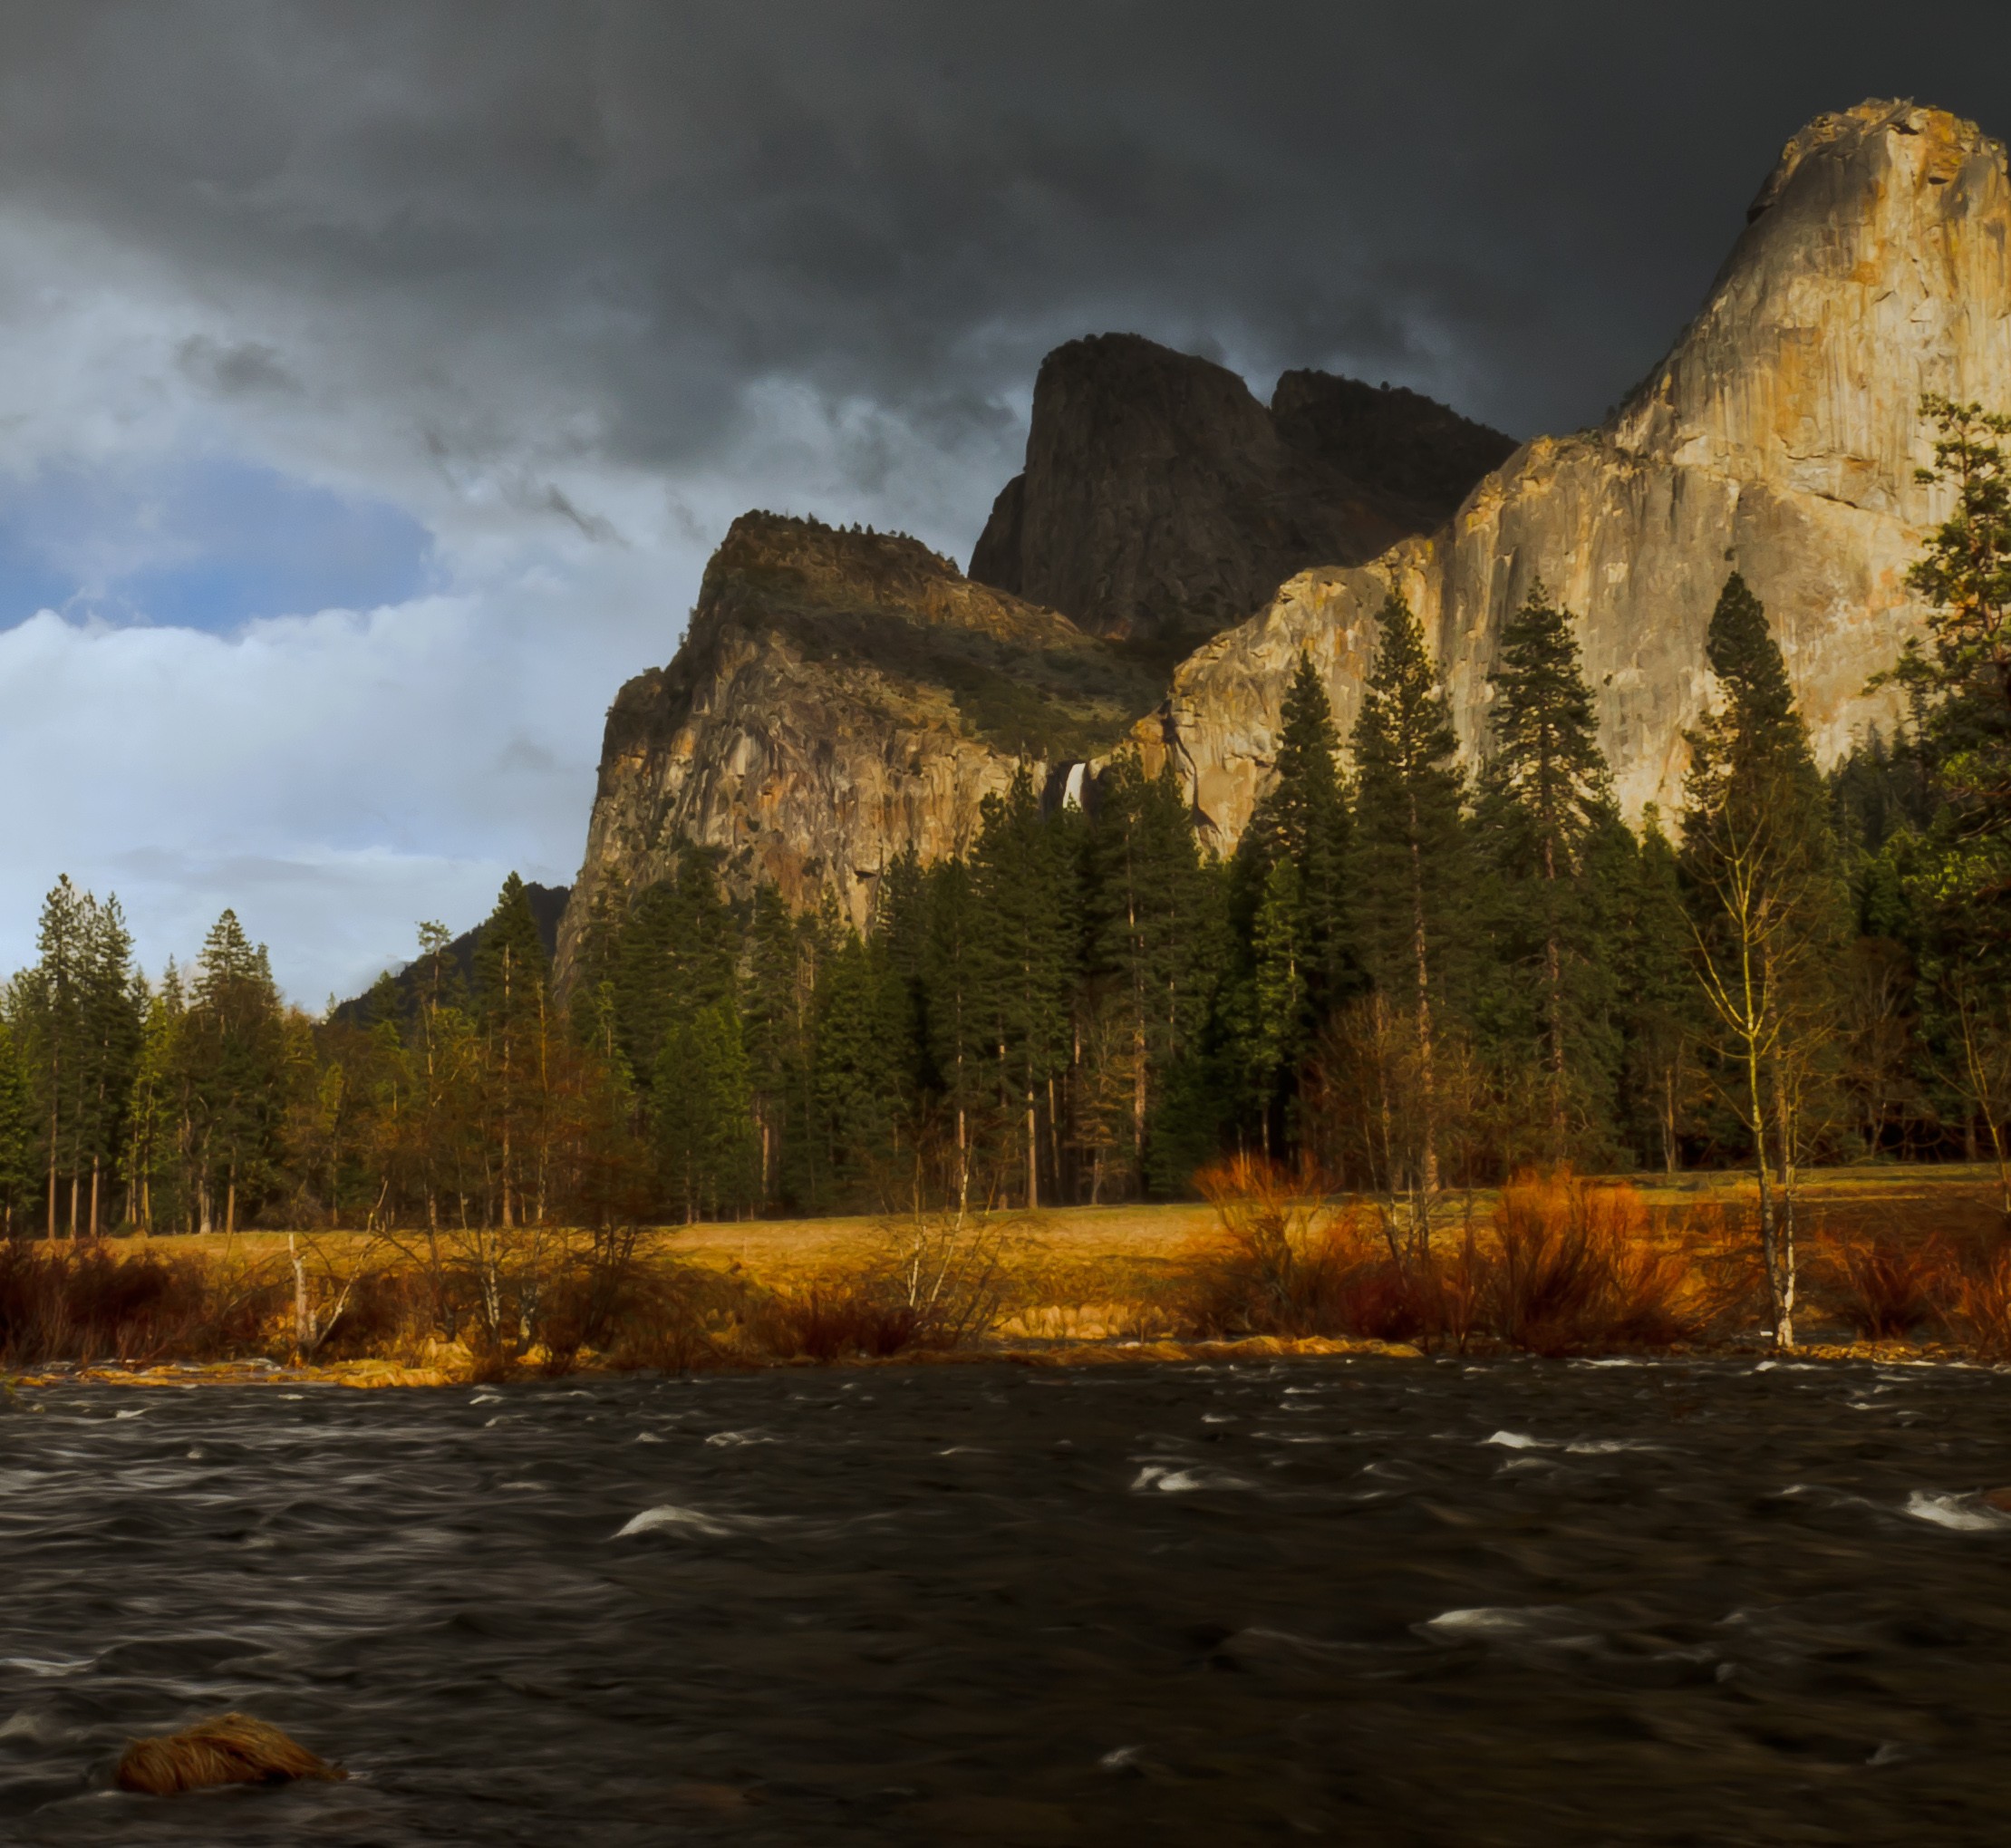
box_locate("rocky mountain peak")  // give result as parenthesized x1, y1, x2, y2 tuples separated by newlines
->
(1745, 99, 1997, 225)
(969, 331, 1512, 645)
(560, 98, 2010, 976)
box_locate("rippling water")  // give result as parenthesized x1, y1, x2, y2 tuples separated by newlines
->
(5, 1358, 2011, 1843)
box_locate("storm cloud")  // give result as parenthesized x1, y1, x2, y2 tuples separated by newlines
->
(0, 1, 2004, 996)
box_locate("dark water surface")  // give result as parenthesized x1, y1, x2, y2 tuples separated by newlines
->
(5, 1359, 2011, 1844)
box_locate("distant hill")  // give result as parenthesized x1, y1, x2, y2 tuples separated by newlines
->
(331, 881, 570, 1025)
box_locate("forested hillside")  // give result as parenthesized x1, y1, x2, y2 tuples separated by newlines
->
(0, 401, 2005, 1240)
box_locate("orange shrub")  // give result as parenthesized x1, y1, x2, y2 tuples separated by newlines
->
(1484, 1172, 1690, 1356)
(1815, 1228, 1958, 1340)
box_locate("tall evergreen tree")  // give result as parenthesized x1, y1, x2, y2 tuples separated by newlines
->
(1087, 750, 1219, 1184)
(1232, 657, 1357, 1149)
(472, 873, 552, 1225)
(807, 924, 904, 1209)
(655, 1001, 759, 1221)
(740, 882, 808, 1206)
(0, 1017, 32, 1232)
(923, 856, 987, 1207)
(1474, 582, 1623, 1156)
(969, 768, 1076, 1207)
(1618, 807, 1701, 1172)
(17, 877, 89, 1235)
(187, 909, 287, 1234)
(1680, 573, 1849, 1345)
(78, 895, 140, 1234)
(1350, 592, 1469, 1192)
(1891, 396, 2011, 910)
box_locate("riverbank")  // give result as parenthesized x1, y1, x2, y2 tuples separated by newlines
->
(2, 1165, 2006, 1384)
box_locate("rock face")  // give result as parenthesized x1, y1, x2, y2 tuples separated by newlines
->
(1146, 100, 2011, 850)
(562, 100, 2011, 966)
(968, 333, 1513, 644)
(554, 514, 1160, 982)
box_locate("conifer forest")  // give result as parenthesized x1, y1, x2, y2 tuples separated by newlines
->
(2, 400, 2007, 1247)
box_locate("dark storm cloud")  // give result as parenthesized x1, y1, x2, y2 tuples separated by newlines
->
(0, 0, 2003, 503)
(0, 0, 2006, 999)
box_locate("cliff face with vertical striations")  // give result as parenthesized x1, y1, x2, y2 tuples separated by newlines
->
(1144, 100, 2011, 849)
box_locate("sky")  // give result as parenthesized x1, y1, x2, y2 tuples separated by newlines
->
(0, 1, 2006, 1005)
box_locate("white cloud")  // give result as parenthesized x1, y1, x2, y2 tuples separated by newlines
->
(0, 528, 705, 1003)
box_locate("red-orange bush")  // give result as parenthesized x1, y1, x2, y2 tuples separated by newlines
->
(1484, 1172, 1690, 1355)
(1181, 1164, 1689, 1355)
(1182, 1158, 1439, 1343)
(1818, 1229, 1957, 1340)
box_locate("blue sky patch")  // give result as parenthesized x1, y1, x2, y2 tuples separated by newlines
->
(0, 454, 435, 632)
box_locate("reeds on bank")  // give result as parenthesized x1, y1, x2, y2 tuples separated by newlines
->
(1, 1171, 2007, 1374)
(1178, 1159, 2011, 1358)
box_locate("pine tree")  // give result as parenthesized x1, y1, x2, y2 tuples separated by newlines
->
(1086, 750, 1218, 1186)
(923, 856, 987, 1207)
(1680, 573, 1849, 1345)
(17, 878, 89, 1235)
(872, 845, 935, 1102)
(807, 925, 904, 1209)
(472, 873, 552, 1225)
(123, 963, 190, 1234)
(1349, 592, 1469, 1193)
(1893, 396, 2011, 898)
(969, 768, 1076, 1207)
(187, 909, 287, 1235)
(0, 1017, 32, 1233)
(1474, 582, 1622, 1157)
(77, 895, 140, 1234)
(655, 1001, 759, 1221)
(1232, 657, 1357, 1150)
(1618, 806, 1700, 1172)
(740, 883, 808, 1207)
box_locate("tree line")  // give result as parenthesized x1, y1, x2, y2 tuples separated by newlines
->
(0, 401, 2003, 1335)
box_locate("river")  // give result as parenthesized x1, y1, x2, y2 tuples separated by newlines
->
(5, 1357, 2010, 1843)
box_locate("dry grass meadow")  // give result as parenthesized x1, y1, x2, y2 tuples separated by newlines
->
(1, 1164, 2006, 1385)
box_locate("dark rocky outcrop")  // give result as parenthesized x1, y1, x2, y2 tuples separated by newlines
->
(1270, 371, 1518, 524)
(968, 333, 1512, 644)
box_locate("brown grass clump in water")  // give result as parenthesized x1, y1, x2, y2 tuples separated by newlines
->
(114, 1713, 345, 1796)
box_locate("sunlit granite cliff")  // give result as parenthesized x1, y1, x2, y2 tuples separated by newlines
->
(1144, 99, 2011, 847)
(555, 514, 1162, 976)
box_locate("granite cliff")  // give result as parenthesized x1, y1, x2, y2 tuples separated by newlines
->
(1146, 99, 2011, 848)
(556, 514, 1162, 977)
(968, 333, 1512, 644)
(561, 98, 2011, 973)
